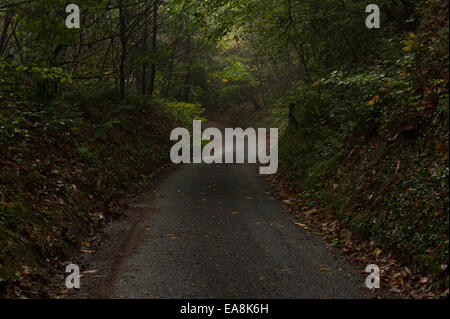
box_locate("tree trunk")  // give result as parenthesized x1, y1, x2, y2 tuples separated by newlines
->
(141, 15, 148, 95)
(119, 0, 127, 101)
(148, 0, 158, 96)
(0, 7, 13, 56)
(183, 34, 192, 103)
(165, 50, 174, 98)
(288, 102, 299, 129)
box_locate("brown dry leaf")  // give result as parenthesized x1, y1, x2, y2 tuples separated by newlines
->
(245, 196, 253, 200)
(78, 270, 98, 278)
(293, 222, 306, 227)
(82, 270, 98, 275)
(368, 95, 379, 106)
(395, 160, 401, 175)
(21, 266, 31, 275)
(389, 287, 402, 294)
(320, 265, 331, 273)
(374, 248, 382, 257)
(231, 211, 240, 215)
(81, 249, 94, 254)
(286, 193, 296, 201)
(419, 277, 429, 284)
(303, 208, 318, 215)
(404, 267, 412, 277)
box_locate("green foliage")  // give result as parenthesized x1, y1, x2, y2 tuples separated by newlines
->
(0, 86, 176, 295)
(212, 56, 249, 82)
(166, 101, 205, 125)
(271, 1, 449, 281)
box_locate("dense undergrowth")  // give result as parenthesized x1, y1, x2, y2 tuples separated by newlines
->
(0, 62, 203, 297)
(271, 3, 448, 292)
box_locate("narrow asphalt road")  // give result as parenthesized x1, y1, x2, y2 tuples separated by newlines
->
(73, 160, 369, 298)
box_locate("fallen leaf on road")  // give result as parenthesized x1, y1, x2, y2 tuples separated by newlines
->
(320, 265, 331, 273)
(232, 211, 240, 215)
(82, 270, 98, 274)
(294, 222, 306, 227)
(78, 270, 98, 278)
